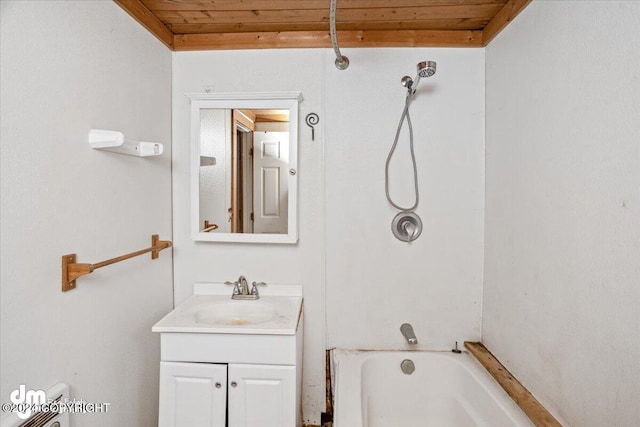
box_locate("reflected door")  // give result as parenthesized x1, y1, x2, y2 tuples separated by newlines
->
(252, 131, 289, 234)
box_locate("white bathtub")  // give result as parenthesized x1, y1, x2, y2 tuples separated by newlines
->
(331, 349, 535, 427)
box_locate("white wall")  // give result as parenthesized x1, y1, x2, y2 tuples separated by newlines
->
(173, 48, 484, 423)
(172, 50, 327, 424)
(199, 109, 231, 233)
(326, 49, 485, 350)
(484, 1, 640, 426)
(0, 2, 172, 425)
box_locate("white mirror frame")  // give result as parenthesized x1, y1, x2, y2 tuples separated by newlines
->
(189, 91, 301, 243)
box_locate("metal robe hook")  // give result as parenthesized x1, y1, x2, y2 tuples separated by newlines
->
(305, 113, 319, 141)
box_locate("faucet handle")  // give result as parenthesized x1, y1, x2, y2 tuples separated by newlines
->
(250, 281, 267, 296)
(225, 280, 241, 296)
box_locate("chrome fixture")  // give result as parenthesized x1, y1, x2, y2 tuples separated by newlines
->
(400, 359, 415, 375)
(452, 341, 462, 354)
(401, 61, 437, 95)
(330, 0, 349, 70)
(305, 112, 319, 141)
(391, 211, 422, 242)
(400, 323, 418, 345)
(225, 275, 267, 300)
(385, 60, 437, 242)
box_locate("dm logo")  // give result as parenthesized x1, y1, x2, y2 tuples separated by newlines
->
(10, 385, 46, 420)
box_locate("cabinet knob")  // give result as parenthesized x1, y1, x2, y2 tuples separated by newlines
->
(230, 381, 237, 388)
(215, 382, 221, 388)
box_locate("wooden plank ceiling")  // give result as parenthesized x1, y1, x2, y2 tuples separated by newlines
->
(114, 0, 531, 51)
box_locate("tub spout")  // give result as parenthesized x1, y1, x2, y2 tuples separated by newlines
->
(400, 323, 418, 345)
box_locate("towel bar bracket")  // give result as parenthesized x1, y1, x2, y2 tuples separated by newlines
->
(61, 234, 172, 292)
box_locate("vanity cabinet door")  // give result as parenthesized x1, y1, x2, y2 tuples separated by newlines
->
(159, 361, 227, 427)
(228, 364, 297, 427)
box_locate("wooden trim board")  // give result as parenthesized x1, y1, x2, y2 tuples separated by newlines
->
(465, 342, 563, 427)
(173, 29, 483, 50)
(482, 0, 532, 46)
(114, 0, 174, 49)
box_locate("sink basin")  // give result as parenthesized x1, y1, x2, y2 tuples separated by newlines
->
(152, 283, 302, 335)
(194, 300, 277, 326)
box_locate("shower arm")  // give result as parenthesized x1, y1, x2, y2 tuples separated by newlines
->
(330, 0, 349, 70)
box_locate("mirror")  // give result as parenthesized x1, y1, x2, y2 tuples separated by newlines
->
(189, 92, 301, 243)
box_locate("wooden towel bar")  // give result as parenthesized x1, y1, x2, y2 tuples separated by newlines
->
(61, 234, 172, 292)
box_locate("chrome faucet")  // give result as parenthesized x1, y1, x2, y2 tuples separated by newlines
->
(400, 323, 418, 345)
(225, 276, 266, 300)
(238, 275, 249, 296)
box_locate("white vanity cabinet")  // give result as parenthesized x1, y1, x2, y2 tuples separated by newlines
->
(153, 283, 304, 427)
(228, 363, 297, 426)
(159, 362, 297, 427)
(159, 362, 227, 427)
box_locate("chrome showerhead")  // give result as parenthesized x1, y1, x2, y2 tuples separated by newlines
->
(403, 60, 436, 95)
(417, 61, 437, 78)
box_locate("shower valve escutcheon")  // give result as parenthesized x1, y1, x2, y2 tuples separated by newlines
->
(392, 212, 422, 242)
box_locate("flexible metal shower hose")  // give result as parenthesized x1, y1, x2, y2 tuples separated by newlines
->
(330, 0, 347, 67)
(385, 92, 420, 212)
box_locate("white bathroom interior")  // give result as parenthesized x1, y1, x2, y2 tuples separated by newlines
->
(1, 1, 639, 426)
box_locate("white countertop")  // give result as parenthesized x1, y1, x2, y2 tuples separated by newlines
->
(152, 283, 303, 335)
